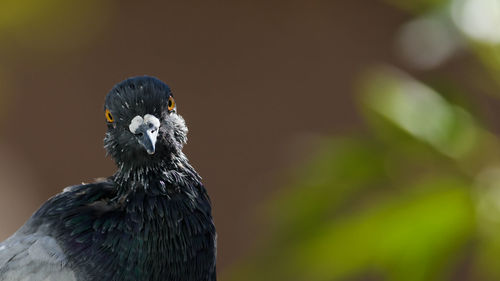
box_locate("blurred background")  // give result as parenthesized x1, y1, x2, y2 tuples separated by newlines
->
(2, 0, 500, 280)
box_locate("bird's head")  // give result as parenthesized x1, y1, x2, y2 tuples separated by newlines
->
(103, 76, 188, 168)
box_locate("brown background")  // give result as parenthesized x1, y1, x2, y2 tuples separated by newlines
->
(0, 0, 464, 273)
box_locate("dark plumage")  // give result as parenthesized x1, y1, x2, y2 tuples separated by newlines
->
(0, 76, 217, 281)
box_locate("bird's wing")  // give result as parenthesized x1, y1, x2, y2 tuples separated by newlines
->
(0, 181, 116, 281)
(0, 231, 76, 281)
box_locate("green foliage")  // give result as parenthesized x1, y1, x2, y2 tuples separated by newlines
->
(360, 67, 478, 159)
(225, 60, 500, 281)
(223, 1, 500, 278)
(226, 110, 477, 281)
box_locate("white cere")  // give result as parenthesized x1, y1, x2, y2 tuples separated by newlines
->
(144, 114, 160, 129)
(129, 116, 144, 134)
(129, 114, 160, 134)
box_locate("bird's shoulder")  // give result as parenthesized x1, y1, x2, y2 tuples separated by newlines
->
(0, 180, 117, 281)
(33, 179, 118, 221)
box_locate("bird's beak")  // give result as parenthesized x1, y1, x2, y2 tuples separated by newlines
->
(129, 114, 161, 155)
(136, 124, 159, 155)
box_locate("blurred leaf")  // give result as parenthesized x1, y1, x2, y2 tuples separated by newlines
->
(267, 138, 388, 241)
(469, 44, 500, 94)
(0, 0, 112, 52)
(451, 0, 500, 45)
(360, 67, 478, 160)
(383, 0, 449, 13)
(293, 178, 474, 281)
(227, 177, 474, 281)
(472, 166, 500, 280)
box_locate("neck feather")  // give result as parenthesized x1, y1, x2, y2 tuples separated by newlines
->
(112, 152, 201, 197)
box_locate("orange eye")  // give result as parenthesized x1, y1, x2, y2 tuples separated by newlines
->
(105, 109, 114, 123)
(168, 96, 176, 111)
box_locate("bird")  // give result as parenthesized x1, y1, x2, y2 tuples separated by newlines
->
(0, 76, 217, 281)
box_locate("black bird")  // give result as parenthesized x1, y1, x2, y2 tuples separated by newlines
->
(0, 76, 217, 281)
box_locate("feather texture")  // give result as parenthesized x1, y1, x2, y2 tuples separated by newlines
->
(0, 76, 216, 280)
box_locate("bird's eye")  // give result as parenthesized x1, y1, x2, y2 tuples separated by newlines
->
(168, 96, 175, 111)
(105, 109, 114, 123)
